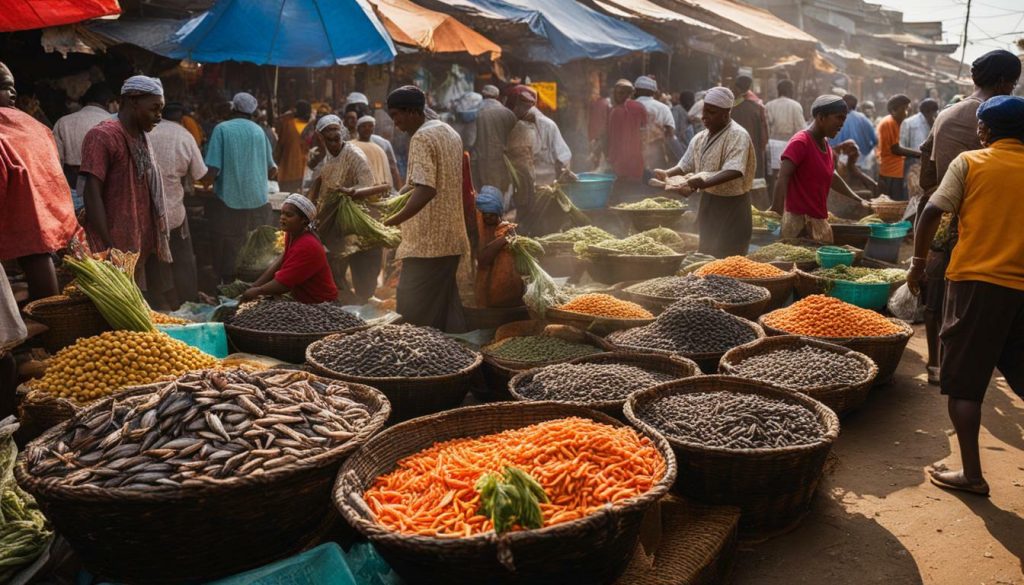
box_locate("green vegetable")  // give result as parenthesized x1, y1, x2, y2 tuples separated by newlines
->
(321, 191, 401, 250)
(579, 234, 676, 257)
(638, 227, 685, 246)
(476, 466, 548, 534)
(378, 191, 411, 221)
(613, 197, 684, 210)
(0, 417, 52, 582)
(508, 236, 570, 316)
(488, 335, 601, 363)
(538, 226, 614, 246)
(534, 184, 590, 228)
(235, 226, 281, 274)
(748, 243, 817, 263)
(814, 265, 906, 284)
(64, 243, 155, 332)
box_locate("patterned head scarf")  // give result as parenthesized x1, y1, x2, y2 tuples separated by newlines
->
(316, 114, 342, 133)
(357, 115, 376, 127)
(703, 87, 735, 109)
(121, 75, 163, 96)
(811, 94, 848, 117)
(284, 193, 317, 223)
(231, 92, 258, 114)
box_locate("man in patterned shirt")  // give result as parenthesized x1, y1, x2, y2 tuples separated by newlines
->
(384, 86, 472, 332)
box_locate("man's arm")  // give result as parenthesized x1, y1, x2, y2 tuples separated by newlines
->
(382, 184, 436, 226)
(689, 169, 742, 190)
(771, 159, 795, 214)
(82, 174, 111, 247)
(907, 203, 944, 295)
(831, 171, 870, 206)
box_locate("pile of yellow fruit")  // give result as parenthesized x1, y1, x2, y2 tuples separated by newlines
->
(30, 331, 218, 403)
(149, 310, 189, 325)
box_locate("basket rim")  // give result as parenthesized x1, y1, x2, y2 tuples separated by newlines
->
(544, 306, 655, 325)
(719, 335, 879, 393)
(732, 271, 796, 283)
(622, 278, 771, 307)
(623, 374, 841, 456)
(333, 401, 677, 545)
(22, 294, 94, 312)
(605, 318, 766, 361)
(584, 247, 687, 261)
(506, 351, 702, 410)
(14, 368, 391, 502)
(609, 205, 687, 214)
(758, 313, 914, 342)
(479, 332, 611, 370)
(223, 321, 369, 339)
(305, 330, 483, 384)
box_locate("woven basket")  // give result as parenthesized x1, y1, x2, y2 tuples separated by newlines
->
(719, 336, 879, 417)
(542, 307, 654, 336)
(508, 352, 701, 421)
(793, 268, 904, 301)
(619, 280, 772, 322)
(478, 325, 613, 402)
(224, 322, 368, 364)
(733, 272, 795, 311)
(15, 370, 390, 584)
(605, 319, 766, 375)
(306, 332, 482, 423)
(333, 401, 677, 585)
(584, 253, 687, 284)
(613, 207, 688, 232)
(22, 295, 111, 353)
(16, 386, 83, 442)
(757, 317, 913, 385)
(871, 201, 909, 223)
(624, 376, 839, 538)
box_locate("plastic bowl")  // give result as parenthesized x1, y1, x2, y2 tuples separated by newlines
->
(867, 221, 911, 239)
(563, 173, 615, 210)
(816, 246, 855, 268)
(827, 279, 891, 310)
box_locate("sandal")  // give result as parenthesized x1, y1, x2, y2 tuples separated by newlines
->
(927, 366, 940, 385)
(929, 469, 990, 496)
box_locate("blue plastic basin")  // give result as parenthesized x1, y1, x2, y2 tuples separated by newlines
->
(563, 173, 615, 210)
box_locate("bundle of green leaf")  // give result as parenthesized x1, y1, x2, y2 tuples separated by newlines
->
(63, 244, 155, 332)
(613, 197, 684, 210)
(534, 184, 589, 228)
(377, 190, 411, 222)
(752, 207, 782, 229)
(321, 190, 402, 249)
(476, 466, 548, 534)
(639, 227, 685, 247)
(748, 243, 817, 263)
(218, 280, 251, 299)
(0, 416, 52, 582)
(508, 236, 570, 316)
(235, 225, 281, 274)
(578, 234, 676, 257)
(537, 226, 614, 246)
(814, 265, 906, 284)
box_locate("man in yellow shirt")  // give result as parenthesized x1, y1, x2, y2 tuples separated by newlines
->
(909, 95, 1024, 497)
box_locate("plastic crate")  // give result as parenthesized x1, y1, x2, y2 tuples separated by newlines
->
(563, 173, 615, 210)
(867, 221, 911, 239)
(828, 280, 891, 310)
(207, 543, 356, 585)
(816, 246, 855, 268)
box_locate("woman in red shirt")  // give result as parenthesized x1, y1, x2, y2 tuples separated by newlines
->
(241, 194, 338, 303)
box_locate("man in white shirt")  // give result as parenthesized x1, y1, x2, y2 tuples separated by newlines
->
(898, 98, 939, 201)
(148, 102, 210, 307)
(765, 80, 806, 169)
(52, 82, 116, 210)
(530, 106, 574, 185)
(634, 75, 677, 170)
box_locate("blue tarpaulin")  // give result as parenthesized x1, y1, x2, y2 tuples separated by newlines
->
(429, 0, 666, 64)
(166, 0, 396, 67)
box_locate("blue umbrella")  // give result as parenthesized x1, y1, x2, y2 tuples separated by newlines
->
(169, 0, 397, 67)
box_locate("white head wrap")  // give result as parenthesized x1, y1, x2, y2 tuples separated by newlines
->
(346, 92, 369, 106)
(703, 87, 735, 109)
(316, 114, 342, 133)
(231, 92, 258, 114)
(121, 75, 163, 96)
(634, 75, 657, 92)
(481, 85, 500, 98)
(284, 193, 317, 222)
(357, 115, 375, 127)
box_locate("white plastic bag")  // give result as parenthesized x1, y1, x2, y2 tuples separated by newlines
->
(888, 282, 924, 323)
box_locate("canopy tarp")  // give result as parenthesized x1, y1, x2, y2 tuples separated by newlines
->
(166, 0, 396, 66)
(366, 0, 500, 58)
(0, 0, 121, 32)
(591, 0, 738, 40)
(668, 0, 818, 46)
(423, 0, 666, 64)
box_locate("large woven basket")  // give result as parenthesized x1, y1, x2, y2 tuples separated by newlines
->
(793, 268, 904, 301)
(734, 272, 795, 311)
(620, 280, 772, 321)
(306, 332, 482, 423)
(15, 370, 390, 584)
(16, 385, 82, 442)
(542, 306, 654, 336)
(605, 318, 766, 375)
(508, 352, 701, 421)
(22, 295, 110, 353)
(624, 376, 839, 538)
(612, 207, 688, 232)
(584, 253, 686, 284)
(224, 322, 368, 364)
(478, 324, 612, 402)
(333, 401, 677, 585)
(719, 336, 879, 417)
(758, 316, 913, 385)
(870, 201, 909, 223)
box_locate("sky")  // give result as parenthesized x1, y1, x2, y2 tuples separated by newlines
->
(874, 0, 1023, 64)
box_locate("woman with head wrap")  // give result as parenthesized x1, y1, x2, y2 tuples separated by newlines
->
(241, 194, 337, 303)
(908, 95, 1024, 498)
(774, 95, 872, 242)
(651, 86, 757, 258)
(308, 113, 390, 304)
(473, 186, 524, 308)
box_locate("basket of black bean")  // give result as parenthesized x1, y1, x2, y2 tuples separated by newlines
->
(477, 323, 612, 402)
(224, 300, 368, 363)
(15, 368, 390, 583)
(720, 336, 878, 416)
(306, 324, 482, 423)
(605, 300, 764, 374)
(622, 275, 772, 320)
(508, 352, 701, 420)
(624, 375, 839, 538)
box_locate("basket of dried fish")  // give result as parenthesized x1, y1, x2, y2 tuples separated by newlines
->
(15, 368, 390, 584)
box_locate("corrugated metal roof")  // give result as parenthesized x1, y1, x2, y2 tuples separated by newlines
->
(671, 0, 818, 44)
(591, 0, 740, 39)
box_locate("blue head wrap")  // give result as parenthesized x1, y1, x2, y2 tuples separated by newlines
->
(475, 186, 504, 215)
(977, 95, 1024, 143)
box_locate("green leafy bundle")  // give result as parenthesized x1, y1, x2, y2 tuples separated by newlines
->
(64, 243, 155, 332)
(476, 466, 548, 534)
(535, 184, 589, 228)
(0, 417, 52, 582)
(507, 236, 570, 316)
(322, 191, 401, 249)
(235, 225, 281, 274)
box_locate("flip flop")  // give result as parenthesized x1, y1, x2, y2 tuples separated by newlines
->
(929, 469, 990, 496)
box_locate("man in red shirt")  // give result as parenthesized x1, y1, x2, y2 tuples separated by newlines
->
(774, 95, 872, 242)
(605, 79, 646, 181)
(876, 94, 911, 200)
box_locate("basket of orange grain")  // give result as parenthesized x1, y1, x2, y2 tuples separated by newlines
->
(542, 293, 655, 336)
(333, 401, 676, 585)
(694, 256, 795, 310)
(758, 295, 912, 385)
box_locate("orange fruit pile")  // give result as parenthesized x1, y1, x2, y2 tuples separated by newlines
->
(695, 256, 787, 279)
(762, 295, 902, 337)
(558, 294, 653, 320)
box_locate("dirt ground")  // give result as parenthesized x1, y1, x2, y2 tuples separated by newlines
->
(735, 325, 1024, 584)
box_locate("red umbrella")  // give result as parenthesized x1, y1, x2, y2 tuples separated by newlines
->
(0, 0, 121, 33)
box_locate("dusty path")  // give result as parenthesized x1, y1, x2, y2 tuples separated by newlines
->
(735, 326, 1024, 584)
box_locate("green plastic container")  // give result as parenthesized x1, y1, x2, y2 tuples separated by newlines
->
(563, 173, 615, 210)
(816, 246, 855, 268)
(867, 221, 911, 239)
(827, 279, 891, 310)
(157, 322, 228, 358)
(206, 543, 356, 585)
